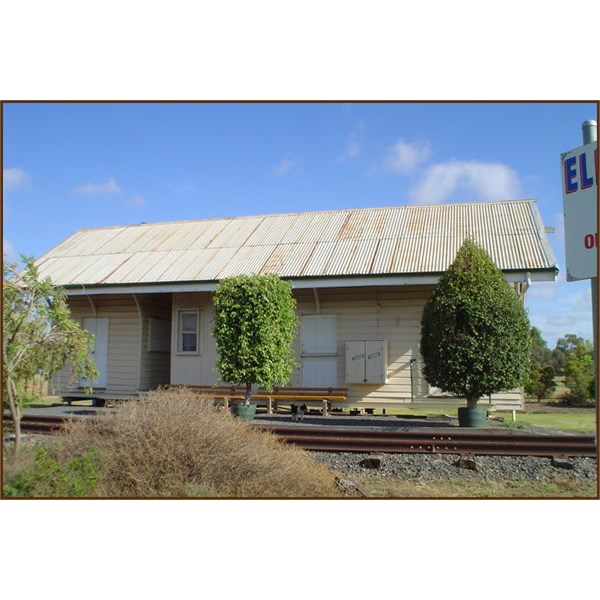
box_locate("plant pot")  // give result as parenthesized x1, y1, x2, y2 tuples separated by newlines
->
(232, 403, 257, 421)
(457, 406, 487, 428)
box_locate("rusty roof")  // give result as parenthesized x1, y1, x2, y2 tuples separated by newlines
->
(35, 199, 557, 288)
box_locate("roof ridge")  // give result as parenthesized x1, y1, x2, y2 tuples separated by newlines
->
(70, 198, 537, 233)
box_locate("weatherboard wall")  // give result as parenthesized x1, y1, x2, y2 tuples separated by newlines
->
(169, 286, 523, 409)
(50, 295, 141, 396)
(51, 286, 523, 409)
(295, 286, 434, 403)
(170, 292, 218, 386)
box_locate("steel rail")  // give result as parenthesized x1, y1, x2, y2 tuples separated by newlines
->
(10, 414, 598, 457)
(258, 425, 597, 457)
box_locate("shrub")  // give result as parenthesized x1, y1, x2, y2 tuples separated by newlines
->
(54, 388, 342, 498)
(3, 445, 100, 498)
(420, 239, 531, 408)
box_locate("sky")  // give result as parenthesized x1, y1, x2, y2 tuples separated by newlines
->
(3, 101, 596, 348)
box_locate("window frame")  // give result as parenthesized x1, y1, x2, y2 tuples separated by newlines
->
(177, 309, 199, 354)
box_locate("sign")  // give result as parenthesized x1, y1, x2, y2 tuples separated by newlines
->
(561, 141, 598, 281)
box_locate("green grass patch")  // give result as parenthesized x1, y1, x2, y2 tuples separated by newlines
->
(501, 412, 596, 433)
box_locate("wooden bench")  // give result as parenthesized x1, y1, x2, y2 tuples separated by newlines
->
(167, 384, 348, 415)
(255, 386, 349, 416)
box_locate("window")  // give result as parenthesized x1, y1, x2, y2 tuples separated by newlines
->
(177, 310, 198, 353)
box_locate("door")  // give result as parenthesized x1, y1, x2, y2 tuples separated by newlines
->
(345, 340, 387, 384)
(300, 315, 337, 387)
(81, 317, 109, 388)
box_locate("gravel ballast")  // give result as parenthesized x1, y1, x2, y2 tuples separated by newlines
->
(310, 451, 597, 485)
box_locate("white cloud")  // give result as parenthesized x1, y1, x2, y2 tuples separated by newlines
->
(408, 160, 521, 204)
(130, 193, 145, 208)
(72, 178, 122, 196)
(3, 239, 18, 263)
(272, 155, 294, 175)
(527, 282, 558, 302)
(526, 280, 593, 347)
(338, 120, 365, 162)
(3, 167, 30, 192)
(167, 180, 196, 195)
(339, 138, 361, 161)
(384, 139, 431, 174)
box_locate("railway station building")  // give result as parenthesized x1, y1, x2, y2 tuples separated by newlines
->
(38, 199, 558, 412)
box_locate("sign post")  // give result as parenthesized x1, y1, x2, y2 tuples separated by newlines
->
(561, 119, 597, 400)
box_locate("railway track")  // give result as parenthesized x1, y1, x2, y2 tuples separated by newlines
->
(14, 414, 69, 433)
(258, 425, 597, 457)
(11, 413, 597, 458)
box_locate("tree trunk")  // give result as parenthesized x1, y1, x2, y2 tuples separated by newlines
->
(466, 395, 480, 409)
(244, 382, 251, 405)
(6, 377, 22, 456)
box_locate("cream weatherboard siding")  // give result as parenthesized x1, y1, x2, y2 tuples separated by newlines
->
(54, 284, 524, 409)
(169, 285, 523, 410)
(50, 295, 141, 397)
(294, 285, 431, 404)
(170, 292, 218, 386)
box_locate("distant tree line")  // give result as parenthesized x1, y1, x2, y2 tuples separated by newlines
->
(525, 328, 595, 403)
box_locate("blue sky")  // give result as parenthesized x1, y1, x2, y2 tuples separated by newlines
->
(3, 101, 596, 348)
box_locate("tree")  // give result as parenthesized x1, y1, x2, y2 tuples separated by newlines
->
(3, 257, 98, 455)
(563, 338, 594, 403)
(420, 239, 531, 408)
(213, 274, 299, 403)
(524, 362, 557, 401)
(524, 327, 557, 401)
(530, 326, 553, 366)
(551, 334, 587, 375)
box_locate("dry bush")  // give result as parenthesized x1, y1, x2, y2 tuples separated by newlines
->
(55, 388, 342, 498)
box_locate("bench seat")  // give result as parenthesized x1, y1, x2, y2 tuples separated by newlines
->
(166, 384, 348, 415)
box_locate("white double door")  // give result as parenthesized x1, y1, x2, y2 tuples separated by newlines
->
(81, 317, 109, 388)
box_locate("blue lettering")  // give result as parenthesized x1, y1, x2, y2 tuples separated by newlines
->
(580, 152, 594, 189)
(564, 156, 578, 193)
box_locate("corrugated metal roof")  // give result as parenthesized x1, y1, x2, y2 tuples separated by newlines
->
(35, 199, 557, 287)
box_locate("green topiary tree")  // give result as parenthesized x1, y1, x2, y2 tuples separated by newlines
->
(213, 274, 299, 404)
(420, 239, 531, 409)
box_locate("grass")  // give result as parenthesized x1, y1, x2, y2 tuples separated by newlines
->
(354, 477, 597, 498)
(499, 412, 596, 433)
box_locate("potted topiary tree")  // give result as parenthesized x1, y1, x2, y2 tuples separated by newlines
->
(420, 239, 531, 427)
(213, 273, 299, 421)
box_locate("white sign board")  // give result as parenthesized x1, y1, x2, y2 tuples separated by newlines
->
(561, 141, 598, 281)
